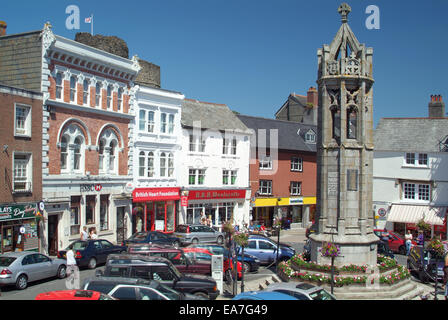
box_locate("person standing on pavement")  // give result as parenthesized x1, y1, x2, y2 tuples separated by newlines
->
(66, 248, 80, 289)
(405, 230, 413, 255)
(80, 226, 88, 240)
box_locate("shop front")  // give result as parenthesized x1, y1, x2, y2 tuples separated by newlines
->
(252, 196, 316, 229)
(0, 203, 40, 254)
(132, 187, 180, 234)
(180, 189, 249, 230)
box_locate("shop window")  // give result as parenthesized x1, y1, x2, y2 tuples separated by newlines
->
(15, 104, 31, 137)
(13, 153, 32, 193)
(86, 195, 96, 225)
(166, 202, 175, 232)
(70, 196, 81, 236)
(100, 195, 109, 231)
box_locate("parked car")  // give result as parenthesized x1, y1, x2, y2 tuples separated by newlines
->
(83, 276, 206, 300)
(242, 235, 295, 265)
(173, 225, 225, 246)
(0, 252, 67, 290)
(57, 239, 127, 269)
(407, 245, 445, 283)
(35, 290, 115, 300)
(264, 282, 336, 300)
(122, 231, 181, 248)
(373, 229, 417, 255)
(96, 254, 219, 299)
(182, 247, 243, 280)
(127, 244, 211, 276)
(232, 291, 298, 300)
(186, 244, 260, 273)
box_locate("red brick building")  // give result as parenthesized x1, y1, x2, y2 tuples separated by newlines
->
(237, 115, 317, 229)
(0, 84, 43, 253)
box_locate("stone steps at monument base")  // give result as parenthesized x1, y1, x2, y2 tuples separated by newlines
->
(330, 279, 424, 300)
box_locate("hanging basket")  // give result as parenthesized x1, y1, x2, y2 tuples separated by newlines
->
(320, 242, 341, 258)
(35, 211, 45, 224)
(417, 219, 431, 232)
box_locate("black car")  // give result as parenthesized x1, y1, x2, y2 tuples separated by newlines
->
(96, 254, 219, 300)
(123, 231, 181, 248)
(407, 246, 445, 283)
(57, 239, 127, 269)
(82, 276, 206, 300)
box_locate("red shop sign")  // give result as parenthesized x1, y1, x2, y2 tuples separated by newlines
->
(133, 188, 180, 202)
(188, 189, 246, 201)
(181, 196, 189, 207)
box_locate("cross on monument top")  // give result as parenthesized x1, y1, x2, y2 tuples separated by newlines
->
(338, 3, 351, 23)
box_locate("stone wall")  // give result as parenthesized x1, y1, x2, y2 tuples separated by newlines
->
(74, 32, 129, 59)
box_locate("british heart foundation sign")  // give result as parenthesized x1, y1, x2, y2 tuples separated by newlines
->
(133, 188, 181, 202)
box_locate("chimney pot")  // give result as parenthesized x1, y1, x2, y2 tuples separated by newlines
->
(0, 21, 6, 36)
(307, 86, 318, 107)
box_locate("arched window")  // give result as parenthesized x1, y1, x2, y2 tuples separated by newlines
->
(109, 140, 117, 171)
(98, 128, 119, 174)
(99, 140, 105, 171)
(347, 106, 357, 139)
(330, 107, 341, 143)
(60, 136, 68, 170)
(73, 137, 83, 171)
(147, 152, 154, 177)
(160, 152, 167, 177)
(139, 151, 145, 177)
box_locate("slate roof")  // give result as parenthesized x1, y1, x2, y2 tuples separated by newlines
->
(374, 117, 448, 153)
(275, 93, 308, 117)
(181, 99, 249, 133)
(237, 114, 317, 153)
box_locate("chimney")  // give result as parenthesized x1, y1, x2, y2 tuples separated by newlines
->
(307, 87, 318, 107)
(0, 21, 6, 36)
(428, 95, 445, 118)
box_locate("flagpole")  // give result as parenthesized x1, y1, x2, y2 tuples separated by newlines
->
(91, 14, 94, 35)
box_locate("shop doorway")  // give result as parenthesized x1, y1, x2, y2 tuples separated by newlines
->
(117, 207, 127, 245)
(48, 215, 59, 256)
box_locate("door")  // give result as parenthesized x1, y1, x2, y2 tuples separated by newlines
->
(257, 240, 278, 264)
(200, 226, 215, 242)
(98, 240, 117, 263)
(116, 207, 126, 246)
(48, 215, 59, 256)
(2, 226, 14, 253)
(34, 254, 53, 279)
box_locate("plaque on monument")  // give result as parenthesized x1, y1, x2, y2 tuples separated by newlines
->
(327, 172, 338, 197)
(347, 169, 358, 191)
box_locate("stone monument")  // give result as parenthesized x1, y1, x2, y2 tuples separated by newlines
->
(309, 3, 378, 267)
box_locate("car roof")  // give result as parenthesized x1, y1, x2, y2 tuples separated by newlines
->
(233, 291, 298, 300)
(266, 282, 322, 293)
(1, 251, 36, 258)
(85, 276, 156, 286)
(106, 254, 173, 265)
(35, 290, 102, 300)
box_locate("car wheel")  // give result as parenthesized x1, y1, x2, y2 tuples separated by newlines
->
(398, 246, 406, 255)
(243, 262, 251, 273)
(88, 257, 97, 269)
(16, 274, 28, 290)
(216, 236, 224, 245)
(57, 265, 67, 279)
(193, 292, 209, 299)
(192, 238, 199, 245)
(173, 240, 180, 249)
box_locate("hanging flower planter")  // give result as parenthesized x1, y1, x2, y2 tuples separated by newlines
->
(320, 242, 341, 258)
(428, 238, 446, 257)
(417, 219, 431, 232)
(35, 211, 45, 224)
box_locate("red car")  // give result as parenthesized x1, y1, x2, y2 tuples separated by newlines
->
(373, 229, 417, 255)
(182, 247, 243, 280)
(35, 290, 115, 300)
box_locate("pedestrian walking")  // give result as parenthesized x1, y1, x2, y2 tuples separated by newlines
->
(89, 227, 98, 239)
(405, 230, 413, 255)
(80, 226, 88, 240)
(66, 248, 79, 289)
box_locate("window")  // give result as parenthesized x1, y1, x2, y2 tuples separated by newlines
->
(259, 180, 272, 195)
(168, 114, 175, 134)
(231, 170, 237, 185)
(139, 110, 146, 131)
(98, 129, 119, 174)
(70, 196, 81, 236)
(61, 136, 68, 170)
(405, 153, 429, 167)
(139, 151, 145, 177)
(231, 138, 237, 155)
(95, 82, 102, 107)
(55, 72, 63, 99)
(189, 169, 205, 185)
(259, 156, 272, 170)
(99, 140, 105, 171)
(168, 153, 174, 177)
(290, 182, 302, 196)
(60, 124, 86, 173)
(402, 182, 431, 202)
(151, 266, 175, 281)
(148, 111, 155, 133)
(291, 157, 303, 172)
(117, 87, 123, 111)
(83, 80, 89, 105)
(147, 152, 155, 177)
(305, 130, 316, 143)
(248, 241, 257, 249)
(200, 135, 206, 152)
(347, 107, 357, 139)
(223, 138, 229, 154)
(86, 195, 96, 224)
(331, 107, 341, 143)
(112, 287, 137, 300)
(139, 288, 165, 301)
(70, 76, 76, 102)
(15, 104, 31, 136)
(109, 140, 117, 172)
(100, 195, 109, 231)
(107, 85, 113, 109)
(189, 134, 197, 152)
(13, 154, 31, 192)
(160, 152, 167, 177)
(223, 170, 237, 185)
(73, 137, 82, 171)
(161, 113, 167, 133)
(259, 241, 275, 250)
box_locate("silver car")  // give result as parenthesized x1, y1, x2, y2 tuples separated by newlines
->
(173, 225, 225, 245)
(264, 282, 337, 300)
(0, 252, 67, 290)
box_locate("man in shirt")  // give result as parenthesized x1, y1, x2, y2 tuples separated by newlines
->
(66, 249, 80, 290)
(80, 226, 88, 240)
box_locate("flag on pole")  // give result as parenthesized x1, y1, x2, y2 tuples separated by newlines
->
(85, 17, 92, 23)
(84, 14, 94, 35)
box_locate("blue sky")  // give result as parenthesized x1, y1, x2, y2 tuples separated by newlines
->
(3, 0, 448, 127)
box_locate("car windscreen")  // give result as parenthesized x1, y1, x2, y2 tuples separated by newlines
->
(0, 257, 16, 267)
(129, 232, 149, 241)
(154, 283, 181, 300)
(176, 225, 189, 233)
(309, 289, 336, 300)
(85, 282, 116, 294)
(68, 241, 88, 250)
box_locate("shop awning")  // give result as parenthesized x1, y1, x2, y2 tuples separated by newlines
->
(387, 204, 447, 226)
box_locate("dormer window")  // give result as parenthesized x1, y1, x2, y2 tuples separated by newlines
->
(305, 130, 316, 144)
